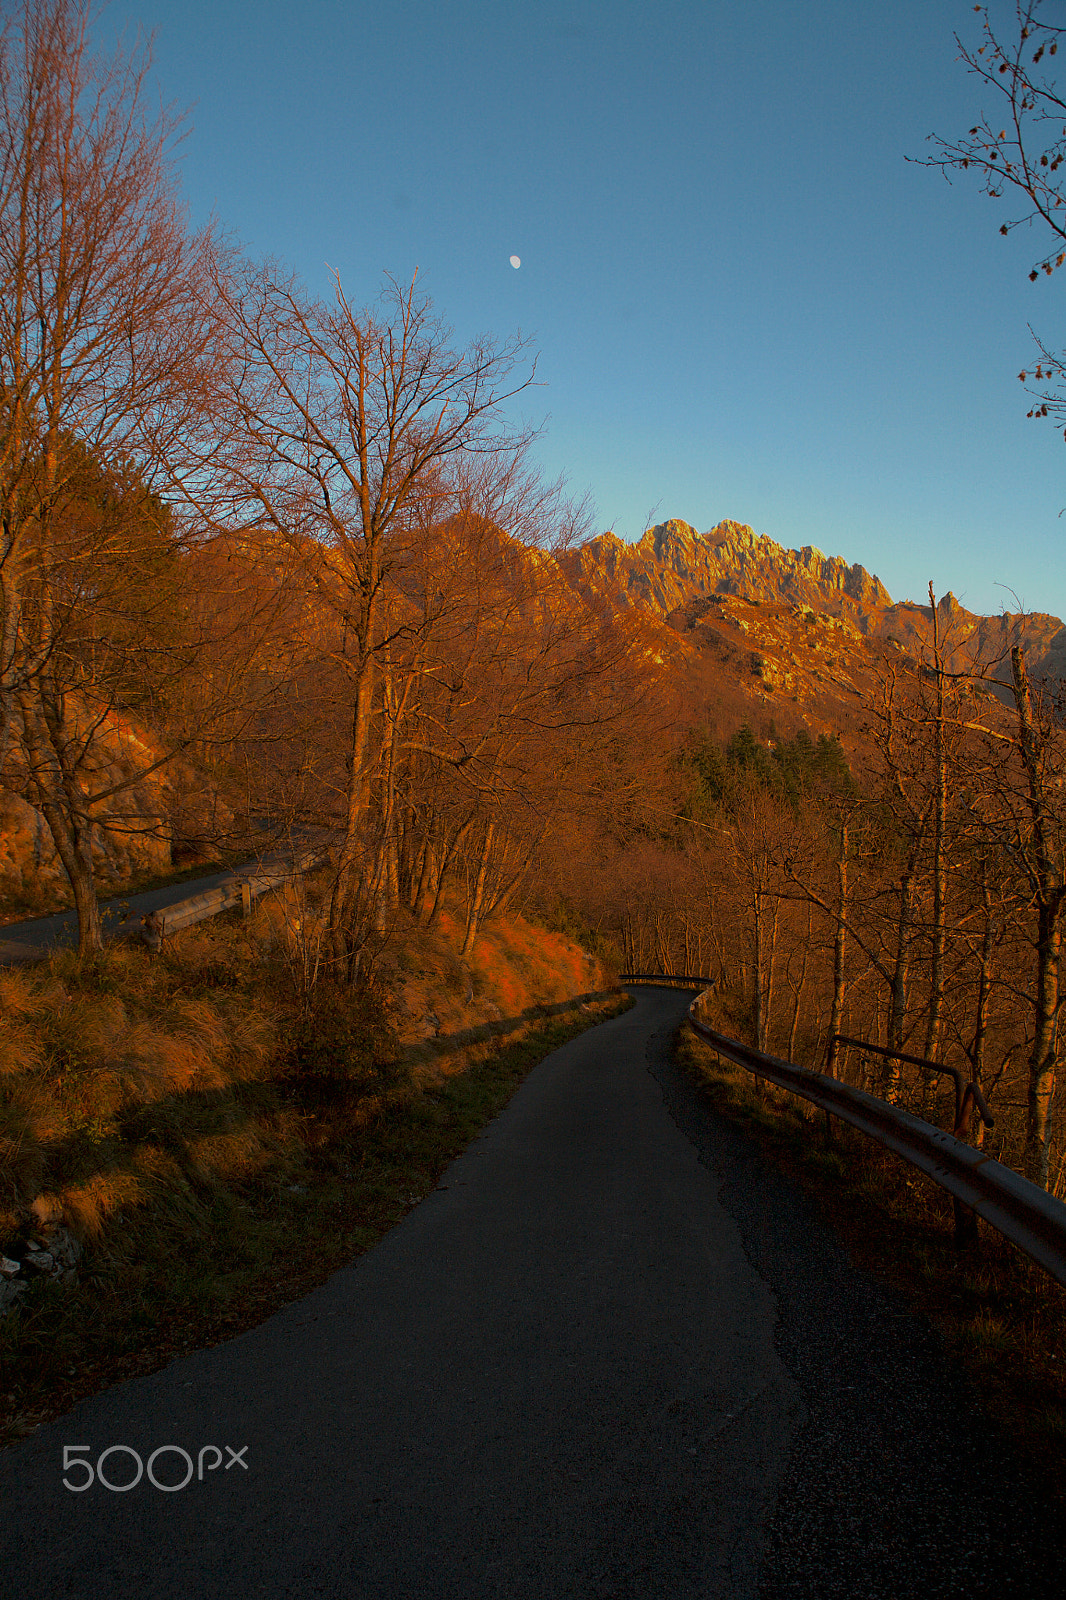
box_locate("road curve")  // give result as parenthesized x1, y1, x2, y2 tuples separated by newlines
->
(0, 988, 1063, 1597)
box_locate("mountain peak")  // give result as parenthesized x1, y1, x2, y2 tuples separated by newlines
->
(562, 515, 1066, 691)
(574, 517, 892, 625)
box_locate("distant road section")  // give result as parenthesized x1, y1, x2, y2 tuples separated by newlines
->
(0, 864, 245, 962)
(0, 837, 330, 963)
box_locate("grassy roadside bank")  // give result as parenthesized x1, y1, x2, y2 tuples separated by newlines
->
(0, 888, 627, 1447)
(677, 1023, 1066, 1503)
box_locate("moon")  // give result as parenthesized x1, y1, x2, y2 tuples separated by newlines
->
(509, 255, 521, 269)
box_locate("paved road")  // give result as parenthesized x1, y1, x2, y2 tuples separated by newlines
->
(0, 835, 329, 962)
(0, 864, 249, 960)
(1, 988, 1063, 1597)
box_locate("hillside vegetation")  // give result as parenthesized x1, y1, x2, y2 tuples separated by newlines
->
(0, 873, 608, 1250)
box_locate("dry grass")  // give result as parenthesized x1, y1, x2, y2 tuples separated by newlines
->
(378, 903, 606, 1088)
(676, 1023, 1066, 1505)
(0, 924, 283, 1248)
(0, 887, 620, 1445)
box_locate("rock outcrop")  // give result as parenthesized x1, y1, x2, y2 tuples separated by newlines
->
(0, 705, 234, 913)
(0, 1221, 83, 1317)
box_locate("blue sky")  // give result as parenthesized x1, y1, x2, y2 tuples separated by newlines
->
(110, 0, 1066, 620)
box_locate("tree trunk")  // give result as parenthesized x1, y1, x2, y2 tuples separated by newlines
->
(970, 863, 995, 1148)
(886, 834, 922, 1098)
(411, 836, 432, 917)
(763, 895, 780, 1054)
(827, 819, 849, 1077)
(1012, 645, 1063, 1188)
(1028, 904, 1060, 1188)
(18, 693, 103, 956)
(426, 813, 474, 928)
(426, 850, 451, 929)
(786, 901, 812, 1064)
(923, 584, 949, 1063)
(752, 887, 765, 1053)
(329, 646, 376, 967)
(461, 818, 495, 959)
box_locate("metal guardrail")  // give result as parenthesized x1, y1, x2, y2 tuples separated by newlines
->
(689, 1010, 1066, 1289)
(828, 1032, 994, 1137)
(130, 844, 328, 949)
(619, 971, 716, 990)
(622, 975, 1066, 1290)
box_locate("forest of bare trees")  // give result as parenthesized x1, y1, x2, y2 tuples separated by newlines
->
(0, 0, 656, 971)
(556, 601, 1066, 1193)
(4, 0, 1066, 1200)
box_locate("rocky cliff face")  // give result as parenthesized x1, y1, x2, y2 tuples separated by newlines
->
(560, 519, 893, 627)
(879, 592, 1066, 683)
(562, 518, 1066, 685)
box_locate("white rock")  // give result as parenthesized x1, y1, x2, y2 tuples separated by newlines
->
(45, 1229, 82, 1272)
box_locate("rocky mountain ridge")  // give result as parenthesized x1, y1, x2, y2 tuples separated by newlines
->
(563, 518, 1066, 684)
(561, 519, 892, 625)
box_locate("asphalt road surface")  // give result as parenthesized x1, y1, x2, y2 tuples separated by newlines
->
(1, 987, 1063, 1597)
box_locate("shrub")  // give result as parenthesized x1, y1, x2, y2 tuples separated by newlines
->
(281, 982, 401, 1091)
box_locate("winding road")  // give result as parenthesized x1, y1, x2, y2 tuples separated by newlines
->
(1, 987, 1063, 1597)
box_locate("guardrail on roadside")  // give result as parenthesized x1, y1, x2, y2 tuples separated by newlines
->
(622, 973, 1066, 1291)
(131, 843, 328, 949)
(619, 971, 715, 990)
(827, 1032, 995, 1140)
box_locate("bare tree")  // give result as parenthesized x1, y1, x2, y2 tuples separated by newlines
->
(1003, 645, 1066, 1185)
(867, 612, 1066, 1182)
(388, 483, 645, 959)
(0, 0, 225, 953)
(922, 1, 1066, 432)
(208, 266, 543, 976)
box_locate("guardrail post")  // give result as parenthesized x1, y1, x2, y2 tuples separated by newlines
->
(241, 881, 252, 918)
(952, 1086, 981, 1251)
(952, 1196, 980, 1251)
